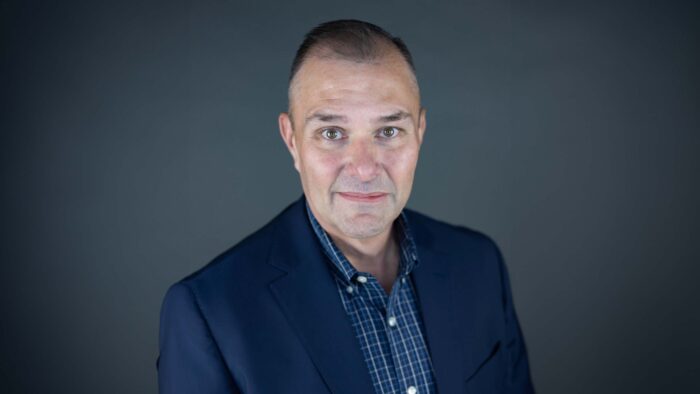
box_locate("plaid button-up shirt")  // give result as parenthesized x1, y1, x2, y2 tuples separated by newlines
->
(305, 202, 437, 394)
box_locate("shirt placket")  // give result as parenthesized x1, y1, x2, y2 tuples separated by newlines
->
(389, 278, 423, 394)
(357, 273, 420, 394)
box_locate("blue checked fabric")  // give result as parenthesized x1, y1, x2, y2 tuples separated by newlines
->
(305, 202, 437, 394)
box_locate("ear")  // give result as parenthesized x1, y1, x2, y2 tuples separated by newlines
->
(278, 112, 301, 172)
(417, 107, 427, 145)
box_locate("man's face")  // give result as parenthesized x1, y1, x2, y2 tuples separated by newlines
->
(279, 50, 426, 240)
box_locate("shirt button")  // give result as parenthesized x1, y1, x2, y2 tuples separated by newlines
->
(356, 275, 368, 284)
(407, 386, 417, 394)
(387, 316, 397, 327)
(411, 252, 417, 261)
(346, 285, 354, 294)
(401, 277, 407, 284)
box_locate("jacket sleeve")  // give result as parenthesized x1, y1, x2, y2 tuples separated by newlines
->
(157, 282, 242, 394)
(492, 240, 536, 393)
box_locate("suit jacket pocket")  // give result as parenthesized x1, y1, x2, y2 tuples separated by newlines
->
(465, 340, 506, 394)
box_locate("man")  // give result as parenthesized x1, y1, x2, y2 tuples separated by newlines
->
(158, 19, 534, 394)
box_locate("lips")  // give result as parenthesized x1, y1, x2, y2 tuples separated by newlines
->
(337, 192, 388, 203)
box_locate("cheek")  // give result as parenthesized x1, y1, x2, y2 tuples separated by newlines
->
(383, 146, 419, 185)
(300, 148, 343, 188)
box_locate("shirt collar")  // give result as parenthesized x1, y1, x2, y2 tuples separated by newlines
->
(304, 199, 420, 284)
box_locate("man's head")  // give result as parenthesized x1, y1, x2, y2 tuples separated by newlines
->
(279, 20, 426, 240)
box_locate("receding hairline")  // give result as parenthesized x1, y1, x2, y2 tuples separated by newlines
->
(287, 47, 420, 120)
(288, 20, 416, 82)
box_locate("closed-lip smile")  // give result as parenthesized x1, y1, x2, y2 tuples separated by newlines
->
(337, 192, 388, 202)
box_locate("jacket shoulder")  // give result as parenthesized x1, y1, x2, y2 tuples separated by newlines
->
(404, 208, 501, 256)
(176, 200, 297, 291)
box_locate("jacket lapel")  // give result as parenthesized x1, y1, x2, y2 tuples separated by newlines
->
(267, 198, 375, 394)
(411, 245, 466, 393)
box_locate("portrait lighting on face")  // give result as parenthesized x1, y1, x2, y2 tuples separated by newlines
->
(279, 50, 426, 242)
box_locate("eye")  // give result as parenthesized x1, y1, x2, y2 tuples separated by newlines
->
(379, 127, 399, 138)
(320, 128, 343, 140)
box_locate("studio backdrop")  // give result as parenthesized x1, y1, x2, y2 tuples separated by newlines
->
(1, 0, 698, 393)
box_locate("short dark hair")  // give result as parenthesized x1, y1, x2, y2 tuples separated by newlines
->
(289, 19, 416, 83)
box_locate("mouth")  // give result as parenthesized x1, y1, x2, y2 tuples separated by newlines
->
(337, 192, 389, 203)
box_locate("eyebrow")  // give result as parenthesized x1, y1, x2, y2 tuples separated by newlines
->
(305, 112, 348, 124)
(377, 111, 411, 122)
(304, 110, 411, 125)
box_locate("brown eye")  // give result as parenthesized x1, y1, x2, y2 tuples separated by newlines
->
(321, 128, 342, 140)
(380, 127, 398, 138)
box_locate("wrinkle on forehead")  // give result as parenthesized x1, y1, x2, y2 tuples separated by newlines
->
(315, 84, 404, 106)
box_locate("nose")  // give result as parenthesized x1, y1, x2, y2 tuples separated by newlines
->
(346, 138, 380, 182)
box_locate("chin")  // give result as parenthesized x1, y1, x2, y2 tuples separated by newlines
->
(335, 213, 392, 240)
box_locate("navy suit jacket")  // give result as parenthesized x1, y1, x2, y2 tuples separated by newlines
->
(158, 196, 534, 393)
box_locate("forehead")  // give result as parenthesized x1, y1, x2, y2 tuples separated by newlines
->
(289, 53, 420, 121)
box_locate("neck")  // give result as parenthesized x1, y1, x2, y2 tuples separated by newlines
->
(326, 225, 400, 293)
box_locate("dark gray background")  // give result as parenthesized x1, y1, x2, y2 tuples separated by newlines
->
(2, 0, 698, 393)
